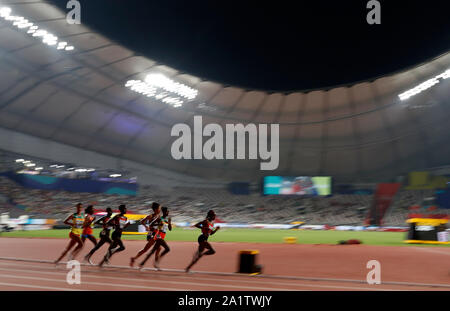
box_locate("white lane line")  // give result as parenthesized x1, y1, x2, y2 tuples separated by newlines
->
(0, 268, 298, 291)
(0, 260, 445, 290)
(0, 281, 84, 291)
(0, 261, 311, 288)
(0, 264, 404, 291)
(1, 259, 446, 290)
(0, 272, 187, 291)
(0, 257, 371, 285)
(413, 247, 450, 256)
(0, 256, 373, 285)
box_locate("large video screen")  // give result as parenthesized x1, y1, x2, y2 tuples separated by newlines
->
(263, 176, 332, 196)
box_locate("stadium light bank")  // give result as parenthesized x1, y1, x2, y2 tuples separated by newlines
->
(125, 74, 198, 107)
(0, 7, 75, 51)
(398, 69, 450, 101)
(170, 116, 279, 171)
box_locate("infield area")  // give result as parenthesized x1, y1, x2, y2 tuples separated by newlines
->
(2, 227, 450, 247)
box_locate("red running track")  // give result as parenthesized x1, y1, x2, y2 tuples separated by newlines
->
(0, 237, 449, 291)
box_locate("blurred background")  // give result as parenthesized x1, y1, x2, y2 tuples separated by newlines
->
(0, 0, 449, 239)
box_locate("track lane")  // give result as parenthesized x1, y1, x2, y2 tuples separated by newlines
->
(0, 238, 449, 291)
(0, 259, 447, 291)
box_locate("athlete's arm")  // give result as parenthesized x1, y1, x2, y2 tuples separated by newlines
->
(140, 215, 149, 225)
(93, 215, 106, 226)
(140, 214, 153, 230)
(211, 226, 220, 235)
(168, 217, 172, 231)
(63, 214, 74, 226)
(106, 215, 118, 227)
(122, 218, 130, 230)
(193, 220, 204, 229)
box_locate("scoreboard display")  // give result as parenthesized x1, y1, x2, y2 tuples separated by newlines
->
(263, 176, 331, 196)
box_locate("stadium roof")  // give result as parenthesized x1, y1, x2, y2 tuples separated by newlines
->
(1, 0, 450, 183)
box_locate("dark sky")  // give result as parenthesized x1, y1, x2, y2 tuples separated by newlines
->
(49, 0, 450, 92)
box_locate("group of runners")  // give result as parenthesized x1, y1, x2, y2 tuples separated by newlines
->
(54, 202, 220, 272)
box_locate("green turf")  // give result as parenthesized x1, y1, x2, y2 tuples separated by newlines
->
(1, 228, 449, 247)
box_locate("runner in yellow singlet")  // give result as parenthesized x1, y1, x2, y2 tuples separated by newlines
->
(54, 203, 85, 264)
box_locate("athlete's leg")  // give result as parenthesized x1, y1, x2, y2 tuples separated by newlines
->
(55, 238, 76, 263)
(154, 240, 170, 269)
(201, 242, 215, 256)
(87, 235, 97, 246)
(141, 239, 169, 267)
(108, 238, 125, 261)
(133, 239, 155, 259)
(139, 240, 160, 267)
(87, 236, 106, 257)
(130, 239, 155, 267)
(158, 240, 170, 258)
(112, 238, 125, 254)
(99, 238, 118, 266)
(85, 236, 106, 263)
(69, 234, 84, 259)
(107, 239, 119, 256)
(154, 246, 162, 264)
(104, 235, 112, 244)
(185, 242, 206, 272)
(152, 241, 164, 269)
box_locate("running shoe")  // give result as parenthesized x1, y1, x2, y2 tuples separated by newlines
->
(86, 256, 94, 266)
(154, 260, 161, 271)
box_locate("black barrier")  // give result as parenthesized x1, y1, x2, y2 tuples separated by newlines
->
(124, 221, 140, 233)
(238, 250, 262, 274)
(405, 218, 449, 243)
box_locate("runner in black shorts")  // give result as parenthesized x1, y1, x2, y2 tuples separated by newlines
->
(99, 205, 129, 267)
(185, 210, 220, 272)
(84, 207, 113, 265)
(130, 202, 160, 267)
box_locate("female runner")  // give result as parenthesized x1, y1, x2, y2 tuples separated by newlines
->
(185, 210, 220, 272)
(139, 206, 172, 270)
(129, 202, 160, 267)
(54, 203, 85, 264)
(81, 205, 97, 247)
(99, 204, 129, 267)
(84, 207, 113, 265)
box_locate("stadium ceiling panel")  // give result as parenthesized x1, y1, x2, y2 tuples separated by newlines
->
(0, 0, 450, 183)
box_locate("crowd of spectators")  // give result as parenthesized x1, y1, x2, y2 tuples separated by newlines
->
(0, 176, 448, 226)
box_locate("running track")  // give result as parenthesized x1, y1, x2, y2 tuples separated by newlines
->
(0, 238, 449, 291)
